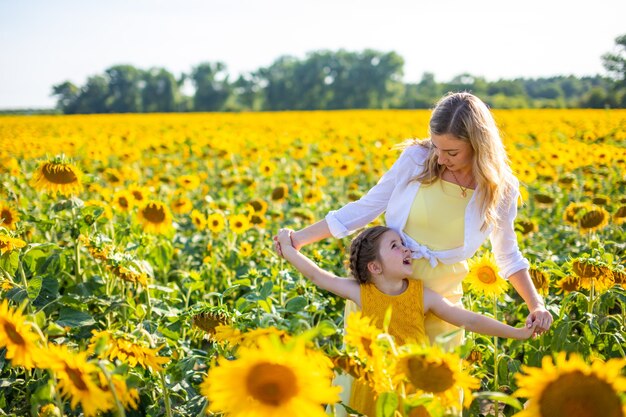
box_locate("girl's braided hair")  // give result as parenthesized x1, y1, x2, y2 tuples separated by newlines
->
(348, 226, 391, 284)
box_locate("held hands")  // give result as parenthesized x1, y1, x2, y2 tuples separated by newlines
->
(273, 228, 295, 258)
(525, 306, 553, 336)
(516, 322, 538, 340)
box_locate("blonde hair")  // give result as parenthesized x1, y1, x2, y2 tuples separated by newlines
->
(412, 92, 516, 231)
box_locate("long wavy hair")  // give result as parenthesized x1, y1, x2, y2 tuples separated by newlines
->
(410, 92, 516, 231)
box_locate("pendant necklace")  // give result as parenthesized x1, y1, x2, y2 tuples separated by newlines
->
(448, 169, 472, 197)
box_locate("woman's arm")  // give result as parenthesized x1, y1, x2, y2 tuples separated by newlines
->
(508, 268, 553, 333)
(276, 229, 361, 306)
(289, 220, 332, 251)
(490, 182, 552, 334)
(424, 288, 535, 340)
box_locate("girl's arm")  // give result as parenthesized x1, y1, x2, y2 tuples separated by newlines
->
(276, 229, 361, 307)
(423, 287, 535, 340)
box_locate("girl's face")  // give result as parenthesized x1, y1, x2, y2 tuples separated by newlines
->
(431, 133, 474, 175)
(376, 230, 413, 279)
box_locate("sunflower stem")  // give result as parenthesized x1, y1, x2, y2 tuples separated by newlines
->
(196, 398, 209, 417)
(492, 294, 500, 417)
(74, 236, 82, 283)
(159, 371, 174, 417)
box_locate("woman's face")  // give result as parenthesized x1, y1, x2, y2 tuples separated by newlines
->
(431, 133, 474, 175)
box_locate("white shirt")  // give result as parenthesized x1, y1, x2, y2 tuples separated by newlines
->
(325, 145, 529, 279)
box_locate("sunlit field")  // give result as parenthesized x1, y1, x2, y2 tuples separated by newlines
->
(1, 109, 625, 417)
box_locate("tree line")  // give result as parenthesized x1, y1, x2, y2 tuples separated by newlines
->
(51, 35, 626, 113)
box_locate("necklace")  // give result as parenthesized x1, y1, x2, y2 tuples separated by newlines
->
(448, 169, 472, 197)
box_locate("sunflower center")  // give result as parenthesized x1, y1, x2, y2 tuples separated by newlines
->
(3, 321, 26, 345)
(580, 211, 605, 228)
(476, 267, 497, 284)
(142, 204, 166, 223)
(118, 197, 130, 208)
(42, 163, 78, 185)
(539, 371, 622, 417)
(1, 209, 13, 224)
(246, 363, 298, 406)
(65, 365, 89, 391)
(360, 337, 374, 357)
(406, 357, 455, 393)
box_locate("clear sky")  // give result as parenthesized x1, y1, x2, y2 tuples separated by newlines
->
(1, 0, 625, 109)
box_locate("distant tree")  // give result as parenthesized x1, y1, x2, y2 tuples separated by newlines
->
(106, 65, 143, 113)
(231, 74, 264, 111)
(602, 34, 626, 87)
(190, 62, 231, 111)
(74, 75, 110, 113)
(257, 56, 299, 110)
(51, 81, 79, 113)
(142, 68, 180, 112)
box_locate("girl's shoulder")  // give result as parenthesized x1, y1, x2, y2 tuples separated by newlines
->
(396, 140, 430, 165)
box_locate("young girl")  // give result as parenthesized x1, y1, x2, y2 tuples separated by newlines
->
(275, 225, 535, 416)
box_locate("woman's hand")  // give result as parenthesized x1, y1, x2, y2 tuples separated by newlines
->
(525, 306, 553, 336)
(273, 229, 295, 257)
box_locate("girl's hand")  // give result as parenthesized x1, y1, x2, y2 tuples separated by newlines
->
(525, 306, 553, 335)
(274, 229, 295, 257)
(517, 322, 538, 340)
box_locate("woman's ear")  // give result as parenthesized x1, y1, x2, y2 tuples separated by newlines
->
(367, 260, 383, 276)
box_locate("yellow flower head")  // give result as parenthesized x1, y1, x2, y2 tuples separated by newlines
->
(465, 252, 509, 298)
(0, 299, 42, 369)
(514, 352, 626, 417)
(207, 212, 226, 234)
(344, 312, 384, 366)
(137, 200, 173, 234)
(0, 234, 27, 255)
(38, 343, 113, 417)
(31, 157, 83, 196)
(0, 204, 19, 230)
(228, 213, 251, 235)
(190, 209, 207, 230)
(170, 195, 193, 214)
(88, 330, 169, 372)
(397, 344, 480, 410)
(201, 335, 340, 417)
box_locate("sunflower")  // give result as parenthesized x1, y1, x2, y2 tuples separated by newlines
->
(0, 234, 27, 255)
(259, 161, 276, 177)
(571, 258, 615, 293)
(127, 184, 150, 204)
(0, 299, 42, 369)
(515, 219, 538, 236)
(513, 352, 626, 417)
(529, 268, 550, 296)
(137, 200, 173, 234)
(170, 195, 193, 214)
(556, 276, 581, 295)
(88, 330, 169, 372)
(177, 174, 201, 190)
(533, 193, 555, 208)
(578, 205, 610, 234)
(612, 268, 626, 289)
(190, 209, 207, 230)
(562, 202, 591, 226)
(111, 190, 135, 213)
(84, 200, 113, 220)
(207, 212, 226, 234)
(228, 213, 251, 235)
(0, 204, 19, 229)
(192, 307, 232, 335)
(248, 198, 268, 215)
(97, 371, 140, 411)
(38, 404, 61, 417)
(465, 252, 509, 298)
(239, 241, 253, 257)
(200, 335, 340, 417)
(249, 213, 267, 229)
(213, 325, 290, 348)
(613, 205, 626, 225)
(38, 344, 112, 417)
(303, 188, 323, 204)
(31, 157, 83, 196)
(271, 183, 289, 202)
(397, 344, 480, 410)
(343, 311, 384, 365)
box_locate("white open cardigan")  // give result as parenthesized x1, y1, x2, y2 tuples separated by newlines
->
(325, 145, 529, 279)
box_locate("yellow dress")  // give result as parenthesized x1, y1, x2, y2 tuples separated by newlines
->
(404, 179, 473, 348)
(350, 279, 426, 417)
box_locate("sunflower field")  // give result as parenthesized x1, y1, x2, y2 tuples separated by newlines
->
(1, 110, 625, 417)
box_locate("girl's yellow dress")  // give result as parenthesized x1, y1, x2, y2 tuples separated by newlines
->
(338, 179, 471, 416)
(350, 279, 426, 417)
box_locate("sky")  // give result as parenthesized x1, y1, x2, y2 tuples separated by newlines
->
(1, 0, 625, 109)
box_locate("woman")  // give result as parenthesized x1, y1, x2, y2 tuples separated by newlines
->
(274, 92, 552, 411)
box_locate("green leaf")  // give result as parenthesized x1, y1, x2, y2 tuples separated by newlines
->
(472, 391, 522, 410)
(0, 251, 20, 275)
(56, 307, 95, 328)
(27, 276, 42, 299)
(375, 392, 398, 417)
(285, 296, 307, 312)
(259, 280, 274, 299)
